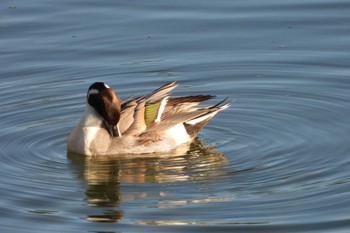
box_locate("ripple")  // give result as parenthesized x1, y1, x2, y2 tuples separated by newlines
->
(2, 0, 350, 232)
(1, 14, 350, 233)
(2, 61, 350, 232)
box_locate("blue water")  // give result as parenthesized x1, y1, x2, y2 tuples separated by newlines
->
(1, 0, 350, 232)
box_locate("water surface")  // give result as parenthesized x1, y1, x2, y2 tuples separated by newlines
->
(1, 0, 350, 232)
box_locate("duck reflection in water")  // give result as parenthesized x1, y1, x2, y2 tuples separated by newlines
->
(67, 138, 228, 223)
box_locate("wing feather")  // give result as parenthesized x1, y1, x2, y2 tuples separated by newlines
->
(119, 81, 178, 135)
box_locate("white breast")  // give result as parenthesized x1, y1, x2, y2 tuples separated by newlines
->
(67, 104, 104, 155)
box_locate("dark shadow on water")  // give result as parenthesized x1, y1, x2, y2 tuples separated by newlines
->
(67, 139, 228, 223)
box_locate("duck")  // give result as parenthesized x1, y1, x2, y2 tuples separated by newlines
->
(67, 81, 232, 156)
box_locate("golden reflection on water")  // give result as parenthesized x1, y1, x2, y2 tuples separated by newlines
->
(67, 139, 228, 223)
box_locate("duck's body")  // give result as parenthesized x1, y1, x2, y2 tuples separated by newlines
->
(67, 81, 232, 156)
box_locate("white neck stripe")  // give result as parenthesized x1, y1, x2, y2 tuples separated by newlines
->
(88, 88, 99, 97)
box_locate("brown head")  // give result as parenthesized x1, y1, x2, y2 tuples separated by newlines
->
(87, 82, 121, 128)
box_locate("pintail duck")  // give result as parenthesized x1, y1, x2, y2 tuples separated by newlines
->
(67, 81, 232, 156)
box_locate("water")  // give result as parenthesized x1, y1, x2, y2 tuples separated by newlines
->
(1, 0, 350, 232)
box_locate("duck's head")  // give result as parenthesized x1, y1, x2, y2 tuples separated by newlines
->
(87, 82, 121, 127)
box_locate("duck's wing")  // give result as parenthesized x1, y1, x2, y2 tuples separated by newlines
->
(141, 98, 233, 138)
(118, 98, 139, 134)
(164, 95, 215, 115)
(119, 81, 178, 136)
(144, 81, 178, 125)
